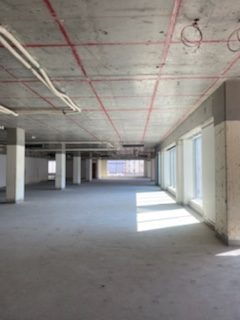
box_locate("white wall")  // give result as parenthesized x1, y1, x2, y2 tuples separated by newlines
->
(25, 157, 48, 184)
(0, 155, 48, 187)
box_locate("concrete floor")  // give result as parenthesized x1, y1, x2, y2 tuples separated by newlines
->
(0, 179, 239, 320)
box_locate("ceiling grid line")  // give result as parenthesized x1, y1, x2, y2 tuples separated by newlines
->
(141, 0, 183, 142)
(160, 51, 240, 142)
(0, 74, 223, 84)
(0, 66, 99, 140)
(0, 39, 237, 49)
(43, 0, 122, 141)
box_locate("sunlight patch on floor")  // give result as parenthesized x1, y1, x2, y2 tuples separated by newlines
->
(216, 249, 240, 257)
(136, 191, 175, 207)
(136, 191, 200, 232)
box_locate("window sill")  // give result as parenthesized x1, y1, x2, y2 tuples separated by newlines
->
(189, 198, 203, 215)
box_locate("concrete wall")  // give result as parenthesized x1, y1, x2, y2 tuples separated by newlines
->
(0, 155, 48, 187)
(158, 85, 223, 228)
(158, 81, 240, 244)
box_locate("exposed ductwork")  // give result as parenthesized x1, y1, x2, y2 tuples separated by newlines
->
(0, 26, 81, 114)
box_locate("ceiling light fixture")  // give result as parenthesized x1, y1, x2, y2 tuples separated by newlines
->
(0, 26, 81, 113)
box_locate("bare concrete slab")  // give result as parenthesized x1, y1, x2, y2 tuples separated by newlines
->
(0, 179, 239, 320)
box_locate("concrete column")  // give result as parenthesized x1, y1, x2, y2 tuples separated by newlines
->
(202, 122, 215, 224)
(176, 140, 184, 204)
(214, 81, 240, 245)
(6, 128, 25, 202)
(73, 154, 81, 184)
(99, 159, 107, 178)
(144, 160, 148, 177)
(151, 158, 155, 182)
(96, 159, 100, 179)
(86, 158, 92, 182)
(162, 150, 170, 189)
(146, 160, 151, 178)
(55, 151, 66, 189)
(157, 152, 161, 186)
(182, 139, 194, 205)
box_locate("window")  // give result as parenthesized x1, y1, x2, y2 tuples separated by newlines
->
(48, 160, 56, 180)
(107, 160, 144, 177)
(193, 135, 202, 199)
(169, 147, 176, 189)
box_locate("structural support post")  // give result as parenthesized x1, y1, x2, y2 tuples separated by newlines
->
(96, 159, 100, 179)
(86, 158, 92, 182)
(6, 128, 25, 202)
(176, 140, 184, 204)
(157, 152, 161, 186)
(146, 160, 151, 179)
(55, 148, 66, 189)
(73, 154, 81, 184)
(214, 81, 240, 245)
(151, 157, 157, 184)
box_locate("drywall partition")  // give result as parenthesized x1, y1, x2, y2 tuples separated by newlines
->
(0, 155, 48, 187)
(25, 157, 48, 184)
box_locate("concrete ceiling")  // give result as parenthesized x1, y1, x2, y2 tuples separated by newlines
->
(0, 0, 240, 153)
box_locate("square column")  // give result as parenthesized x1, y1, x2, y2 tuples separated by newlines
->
(214, 81, 240, 245)
(176, 140, 184, 204)
(146, 160, 151, 178)
(55, 152, 66, 189)
(96, 159, 100, 179)
(157, 152, 161, 186)
(151, 158, 155, 181)
(73, 154, 81, 184)
(6, 128, 25, 202)
(86, 158, 92, 182)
